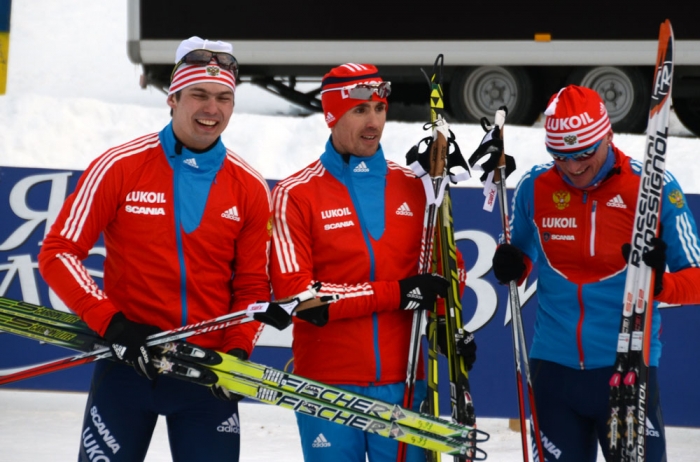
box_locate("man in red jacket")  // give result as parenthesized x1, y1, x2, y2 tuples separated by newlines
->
(270, 63, 476, 462)
(38, 36, 271, 461)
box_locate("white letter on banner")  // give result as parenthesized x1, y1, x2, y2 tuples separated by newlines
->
(455, 230, 498, 332)
(0, 172, 72, 251)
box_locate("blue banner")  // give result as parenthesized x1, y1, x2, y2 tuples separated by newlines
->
(1, 166, 698, 427)
(0, 0, 11, 31)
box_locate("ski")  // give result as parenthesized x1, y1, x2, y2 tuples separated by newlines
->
(0, 310, 101, 352)
(152, 353, 484, 458)
(0, 313, 490, 458)
(468, 107, 545, 462)
(0, 297, 91, 332)
(0, 309, 249, 385)
(431, 65, 477, 462)
(156, 341, 488, 448)
(405, 53, 474, 462)
(607, 19, 674, 462)
(0, 285, 330, 384)
(403, 53, 449, 462)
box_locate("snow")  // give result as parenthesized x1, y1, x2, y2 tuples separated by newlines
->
(0, 1, 699, 460)
(0, 389, 698, 461)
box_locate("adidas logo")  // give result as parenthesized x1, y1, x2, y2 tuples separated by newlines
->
(217, 414, 240, 433)
(404, 287, 423, 310)
(646, 417, 660, 438)
(312, 433, 331, 448)
(404, 301, 421, 310)
(183, 157, 198, 168)
(112, 344, 127, 360)
(353, 161, 369, 173)
(222, 206, 241, 221)
(396, 202, 413, 216)
(325, 112, 335, 124)
(607, 194, 627, 209)
(407, 287, 423, 300)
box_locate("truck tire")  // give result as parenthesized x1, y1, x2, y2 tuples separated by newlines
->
(568, 66, 649, 134)
(449, 66, 540, 125)
(672, 97, 700, 137)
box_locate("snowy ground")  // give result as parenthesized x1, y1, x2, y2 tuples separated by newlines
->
(0, 389, 698, 461)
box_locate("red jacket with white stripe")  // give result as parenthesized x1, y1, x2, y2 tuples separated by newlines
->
(271, 139, 461, 386)
(38, 126, 272, 355)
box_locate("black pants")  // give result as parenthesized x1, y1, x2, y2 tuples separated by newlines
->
(530, 359, 666, 462)
(78, 360, 241, 462)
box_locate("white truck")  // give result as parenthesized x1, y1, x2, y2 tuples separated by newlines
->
(127, 0, 700, 135)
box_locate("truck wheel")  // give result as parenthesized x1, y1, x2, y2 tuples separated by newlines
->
(569, 66, 649, 134)
(672, 97, 700, 136)
(449, 66, 540, 125)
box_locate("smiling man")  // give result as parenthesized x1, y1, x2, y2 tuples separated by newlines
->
(38, 37, 271, 461)
(491, 85, 700, 462)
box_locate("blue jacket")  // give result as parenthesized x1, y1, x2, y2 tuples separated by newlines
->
(510, 146, 700, 369)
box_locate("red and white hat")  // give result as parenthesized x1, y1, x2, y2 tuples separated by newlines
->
(544, 85, 611, 154)
(321, 63, 388, 127)
(168, 36, 236, 96)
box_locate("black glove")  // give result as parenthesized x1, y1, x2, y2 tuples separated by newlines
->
(211, 349, 247, 402)
(103, 312, 161, 380)
(492, 244, 526, 284)
(398, 274, 449, 311)
(622, 237, 667, 296)
(296, 304, 330, 327)
(468, 111, 516, 182)
(250, 299, 331, 329)
(251, 299, 300, 330)
(434, 317, 477, 371)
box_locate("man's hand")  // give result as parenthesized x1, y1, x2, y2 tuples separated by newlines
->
(434, 317, 477, 371)
(622, 237, 667, 295)
(104, 312, 161, 380)
(398, 274, 449, 311)
(492, 244, 526, 284)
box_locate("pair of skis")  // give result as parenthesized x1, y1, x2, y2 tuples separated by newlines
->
(608, 19, 674, 462)
(402, 54, 474, 462)
(0, 297, 489, 458)
(0, 284, 327, 384)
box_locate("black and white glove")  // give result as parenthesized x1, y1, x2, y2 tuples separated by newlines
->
(248, 289, 338, 330)
(434, 317, 477, 371)
(467, 109, 516, 182)
(211, 349, 247, 402)
(398, 274, 449, 311)
(250, 299, 331, 328)
(103, 312, 161, 380)
(492, 244, 526, 285)
(249, 299, 304, 330)
(622, 237, 667, 296)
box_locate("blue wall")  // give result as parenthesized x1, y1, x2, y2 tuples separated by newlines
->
(1, 166, 698, 427)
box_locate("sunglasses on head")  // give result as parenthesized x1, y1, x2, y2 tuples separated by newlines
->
(321, 81, 392, 100)
(549, 139, 603, 162)
(170, 49, 239, 82)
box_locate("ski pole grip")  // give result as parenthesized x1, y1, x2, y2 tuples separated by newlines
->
(493, 107, 508, 183)
(429, 117, 448, 177)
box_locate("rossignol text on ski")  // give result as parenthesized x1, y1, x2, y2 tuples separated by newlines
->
(607, 19, 674, 462)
